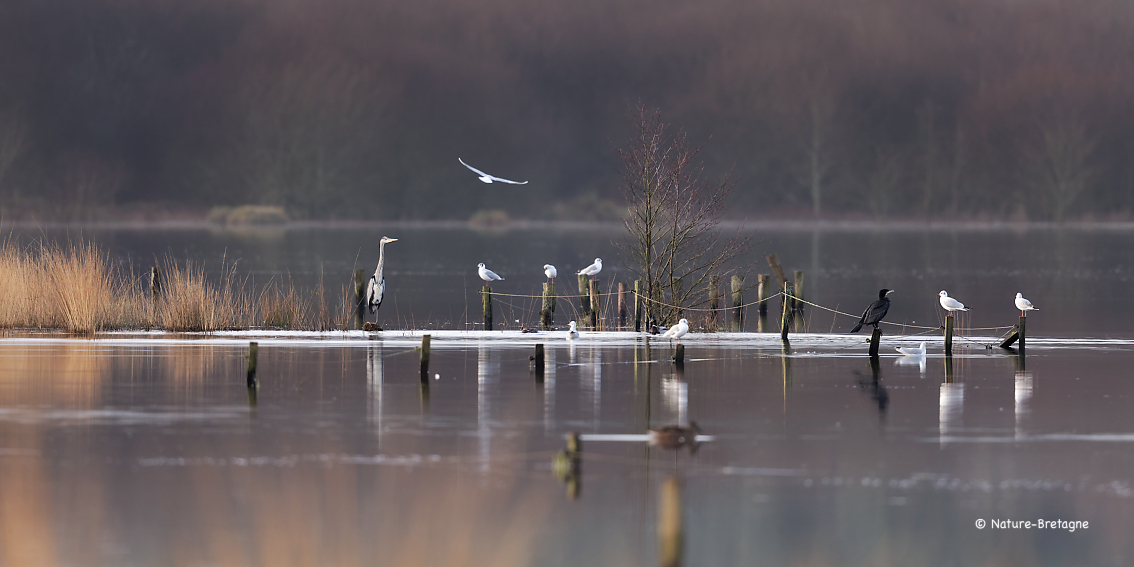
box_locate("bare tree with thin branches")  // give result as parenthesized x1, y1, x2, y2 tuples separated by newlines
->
(616, 105, 750, 327)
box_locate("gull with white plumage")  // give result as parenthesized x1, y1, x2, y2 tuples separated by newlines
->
(1015, 293, 1037, 317)
(577, 258, 602, 280)
(477, 263, 504, 283)
(938, 290, 969, 312)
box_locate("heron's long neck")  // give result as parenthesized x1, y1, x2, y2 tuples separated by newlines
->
(375, 242, 387, 279)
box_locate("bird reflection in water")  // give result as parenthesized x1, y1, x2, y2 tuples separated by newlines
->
(853, 358, 889, 418)
(552, 432, 581, 499)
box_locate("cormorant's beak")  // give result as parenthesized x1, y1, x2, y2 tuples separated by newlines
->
(887, 290, 895, 295)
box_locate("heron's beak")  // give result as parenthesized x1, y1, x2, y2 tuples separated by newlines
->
(388, 238, 399, 242)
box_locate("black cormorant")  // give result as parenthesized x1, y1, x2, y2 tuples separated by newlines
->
(850, 289, 893, 333)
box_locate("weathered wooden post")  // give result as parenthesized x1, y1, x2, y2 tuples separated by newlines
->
(1018, 316, 1026, 349)
(708, 275, 720, 332)
(633, 280, 644, 332)
(944, 315, 954, 356)
(618, 282, 628, 329)
(793, 270, 805, 312)
(246, 342, 258, 388)
(533, 343, 545, 380)
(541, 283, 557, 330)
(766, 254, 788, 289)
(419, 335, 431, 380)
(658, 477, 683, 567)
(589, 279, 601, 330)
(869, 328, 882, 357)
(731, 275, 744, 332)
(150, 266, 162, 299)
(780, 283, 792, 342)
(352, 269, 366, 330)
(578, 274, 591, 328)
(482, 286, 493, 331)
(757, 274, 770, 317)
(672, 343, 685, 367)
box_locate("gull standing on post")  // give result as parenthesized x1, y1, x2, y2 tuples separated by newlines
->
(1015, 293, 1037, 317)
(577, 258, 602, 280)
(543, 264, 557, 283)
(850, 289, 893, 333)
(458, 158, 528, 185)
(366, 236, 398, 315)
(661, 318, 689, 343)
(938, 290, 969, 312)
(478, 263, 504, 283)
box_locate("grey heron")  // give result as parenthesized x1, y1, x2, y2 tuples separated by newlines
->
(459, 158, 528, 184)
(366, 236, 398, 315)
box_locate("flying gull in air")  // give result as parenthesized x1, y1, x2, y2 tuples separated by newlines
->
(1014, 293, 1037, 317)
(938, 290, 969, 312)
(477, 263, 504, 282)
(850, 288, 893, 333)
(459, 158, 528, 184)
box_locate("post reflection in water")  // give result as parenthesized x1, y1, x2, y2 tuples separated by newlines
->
(661, 377, 688, 426)
(939, 379, 964, 446)
(582, 347, 602, 431)
(1015, 371, 1033, 440)
(477, 345, 499, 473)
(543, 347, 556, 434)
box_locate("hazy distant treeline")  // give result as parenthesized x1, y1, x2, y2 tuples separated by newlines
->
(1, 0, 1133, 221)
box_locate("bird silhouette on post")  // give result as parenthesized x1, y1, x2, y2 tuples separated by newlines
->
(850, 289, 893, 333)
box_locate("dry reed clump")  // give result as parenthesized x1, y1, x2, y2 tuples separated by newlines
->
(0, 237, 347, 332)
(0, 238, 142, 332)
(157, 261, 251, 332)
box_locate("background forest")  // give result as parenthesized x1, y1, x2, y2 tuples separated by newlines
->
(1, 0, 1133, 222)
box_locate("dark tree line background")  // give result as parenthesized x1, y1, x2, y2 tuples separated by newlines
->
(1, 0, 1133, 222)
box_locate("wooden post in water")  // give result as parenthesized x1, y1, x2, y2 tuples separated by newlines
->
(780, 283, 792, 342)
(869, 328, 882, 357)
(352, 269, 366, 330)
(766, 254, 788, 289)
(999, 322, 1021, 348)
(1018, 316, 1026, 350)
(589, 279, 601, 330)
(793, 270, 804, 312)
(944, 314, 954, 356)
(578, 274, 591, 328)
(672, 343, 685, 367)
(757, 274, 769, 317)
(634, 280, 643, 332)
(731, 275, 744, 332)
(658, 477, 683, 567)
(708, 275, 720, 332)
(246, 342, 258, 388)
(482, 286, 493, 331)
(541, 283, 557, 330)
(618, 282, 629, 329)
(534, 343, 545, 380)
(419, 335, 431, 380)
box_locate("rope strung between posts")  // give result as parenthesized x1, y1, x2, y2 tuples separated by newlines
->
(631, 290, 783, 312)
(477, 287, 1018, 333)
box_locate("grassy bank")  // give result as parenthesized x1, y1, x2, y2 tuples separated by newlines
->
(0, 238, 347, 333)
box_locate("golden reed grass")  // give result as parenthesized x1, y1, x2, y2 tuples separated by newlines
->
(0, 238, 349, 333)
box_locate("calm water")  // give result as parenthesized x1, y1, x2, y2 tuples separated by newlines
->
(2, 225, 1134, 565)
